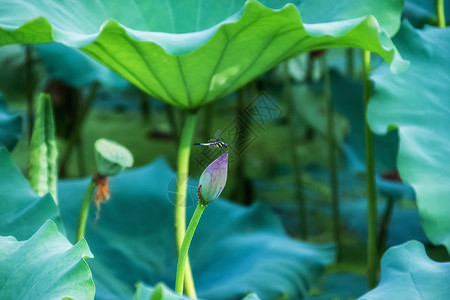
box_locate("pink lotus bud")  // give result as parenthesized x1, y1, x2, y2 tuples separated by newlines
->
(198, 152, 228, 204)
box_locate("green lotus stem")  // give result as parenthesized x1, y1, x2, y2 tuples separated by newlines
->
(165, 104, 179, 141)
(76, 136, 87, 176)
(175, 202, 206, 295)
(363, 50, 378, 288)
(59, 81, 100, 177)
(75, 181, 96, 242)
(321, 55, 341, 260)
(346, 48, 354, 78)
(234, 83, 253, 205)
(201, 103, 214, 143)
(283, 62, 307, 239)
(436, 0, 446, 27)
(25, 45, 35, 143)
(377, 196, 395, 257)
(139, 90, 150, 122)
(234, 86, 245, 204)
(174, 110, 198, 298)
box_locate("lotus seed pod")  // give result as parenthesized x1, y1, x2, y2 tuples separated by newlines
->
(94, 139, 133, 176)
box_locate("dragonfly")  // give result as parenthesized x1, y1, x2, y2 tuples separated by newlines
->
(193, 130, 228, 151)
(193, 139, 228, 149)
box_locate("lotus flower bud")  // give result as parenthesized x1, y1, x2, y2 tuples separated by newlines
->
(198, 151, 228, 205)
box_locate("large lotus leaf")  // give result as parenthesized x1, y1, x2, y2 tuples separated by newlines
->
(307, 272, 368, 300)
(340, 197, 428, 247)
(0, 147, 63, 239)
(35, 43, 129, 88)
(359, 240, 450, 299)
(132, 283, 261, 300)
(0, 0, 407, 108)
(298, 0, 404, 36)
(0, 95, 21, 151)
(133, 282, 190, 300)
(330, 70, 402, 174)
(367, 22, 450, 252)
(58, 158, 334, 300)
(0, 220, 94, 300)
(242, 294, 261, 300)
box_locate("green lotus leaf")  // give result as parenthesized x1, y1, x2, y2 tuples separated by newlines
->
(58, 158, 334, 299)
(367, 22, 450, 252)
(0, 220, 94, 300)
(329, 70, 400, 174)
(242, 293, 262, 300)
(298, 0, 404, 36)
(0, 147, 63, 239)
(28, 93, 58, 204)
(133, 282, 261, 300)
(359, 241, 450, 299)
(133, 282, 190, 300)
(133, 283, 261, 300)
(0, 0, 407, 108)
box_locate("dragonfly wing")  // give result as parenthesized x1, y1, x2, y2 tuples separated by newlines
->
(215, 129, 223, 140)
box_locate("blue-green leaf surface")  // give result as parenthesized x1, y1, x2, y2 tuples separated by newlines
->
(133, 283, 260, 300)
(35, 43, 129, 88)
(58, 158, 334, 299)
(133, 282, 190, 300)
(0, 147, 63, 239)
(298, 0, 404, 36)
(329, 70, 399, 174)
(242, 293, 262, 300)
(0, 220, 94, 300)
(359, 241, 450, 299)
(367, 22, 450, 252)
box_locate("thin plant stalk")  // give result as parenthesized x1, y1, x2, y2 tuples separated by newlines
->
(363, 50, 378, 288)
(346, 48, 354, 78)
(76, 136, 87, 176)
(75, 181, 96, 242)
(59, 81, 100, 176)
(436, 0, 446, 27)
(234, 83, 253, 205)
(25, 45, 35, 143)
(139, 90, 150, 123)
(305, 54, 314, 82)
(139, 91, 150, 123)
(377, 196, 395, 258)
(283, 62, 307, 239)
(175, 202, 206, 295)
(174, 110, 198, 298)
(321, 55, 341, 260)
(165, 104, 179, 141)
(201, 103, 214, 142)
